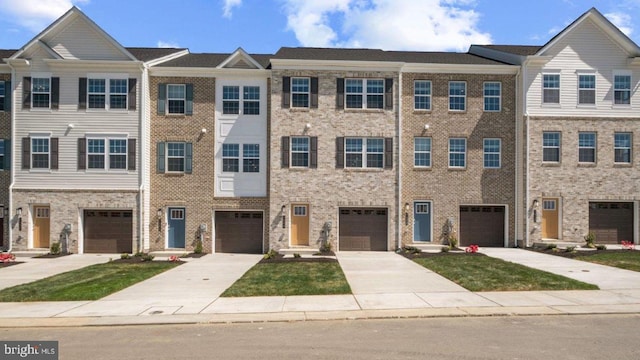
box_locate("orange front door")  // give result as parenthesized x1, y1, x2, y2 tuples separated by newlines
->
(33, 206, 50, 248)
(541, 199, 559, 239)
(291, 204, 309, 246)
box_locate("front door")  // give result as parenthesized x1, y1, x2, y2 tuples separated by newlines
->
(413, 202, 432, 242)
(291, 204, 309, 246)
(541, 198, 559, 239)
(168, 207, 186, 248)
(33, 206, 50, 248)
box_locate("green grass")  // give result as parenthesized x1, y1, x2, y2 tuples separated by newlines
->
(221, 261, 351, 297)
(574, 251, 640, 272)
(0, 261, 181, 302)
(413, 254, 598, 291)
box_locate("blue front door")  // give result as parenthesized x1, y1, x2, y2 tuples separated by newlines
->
(413, 202, 432, 242)
(168, 207, 186, 248)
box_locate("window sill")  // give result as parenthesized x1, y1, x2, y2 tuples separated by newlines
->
(413, 167, 432, 171)
(448, 110, 467, 114)
(288, 167, 311, 171)
(413, 109, 432, 114)
(613, 163, 632, 168)
(28, 169, 52, 173)
(343, 109, 386, 113)
(343, 168, 385, 172)
(576, 104, 596, 108)
(163, 172, 186, 177)
(483, 110, 501, 113)
(448, 167, 466, 171)
(577, 163, 597, 167)
(612, 104, 632, 109)
(289, 107, 311, 112)
(541, 103, 561, 108)
(541, 162, 561, 167)
(164, 114, 187, 117)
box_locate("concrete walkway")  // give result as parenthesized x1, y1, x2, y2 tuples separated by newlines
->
(0, 249, 640, 327)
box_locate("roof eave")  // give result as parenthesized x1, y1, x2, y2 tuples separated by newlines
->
(402, 63, 519, 74)
(271, 58, 404, 71)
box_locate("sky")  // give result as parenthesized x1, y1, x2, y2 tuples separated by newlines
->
(0, 0, 638, 54)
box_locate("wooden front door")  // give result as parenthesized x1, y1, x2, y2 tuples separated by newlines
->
(541, 199, 559, 239)
(291, 204, 309, 246)
(33, 206, 50, 248)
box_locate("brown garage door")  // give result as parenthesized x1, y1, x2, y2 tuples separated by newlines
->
(339, 208, 388, 251)
(84, 210, 133, 253)
(215, 211, 263, 253)
(459, 206, 505, 247)
(589, 202, 633, 244)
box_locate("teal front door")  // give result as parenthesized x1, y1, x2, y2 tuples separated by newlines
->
(413, 202, 432, 242)
(168, 207, 186, 248)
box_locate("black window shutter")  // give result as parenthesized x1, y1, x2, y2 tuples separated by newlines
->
(4, 139, 10, 170)
(157, 142, 165, 173)
(4, 81, 10, 111)
(281, 136, 290, 168)
(128, 138, 136, 171)
(77, 138, 86, 170)
(336, 78, 344, 109)
(185, 83, 193, 115)
(310, 77, 319, 108)
(336, 137, 344, 168)
(157, 83, 166, 115)
(128, 78, 137, 111)
(23, 77, 31, 110)
(384, 137, 393, 169)
(310, 136, 318, 168)
(51, 77, 60, 110)
(282, 77, 290, 108)
(185, 142, 193, 174)
(50, 138, 59, 169)
(385, 78, 393, 110)
(22, 137, 30, 169)
(78, 78, 87, 110)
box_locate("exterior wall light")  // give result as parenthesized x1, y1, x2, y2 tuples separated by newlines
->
(281, 205, 286, 229)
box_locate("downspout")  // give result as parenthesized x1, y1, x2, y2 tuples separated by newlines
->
(514, 66, 521, 247)
(137, 63, 147, 253)
(397, 68, 403, 251)
(7, 63, 15, 252)
(523, 60, 530, 248)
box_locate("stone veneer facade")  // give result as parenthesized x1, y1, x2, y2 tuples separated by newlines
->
(401, 72, 517, 246)
(527, 116, 640, 243)
(269, 69, 399, 251)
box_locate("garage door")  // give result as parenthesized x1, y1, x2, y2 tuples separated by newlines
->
(84, 210, 133, 253)
(459, 206, 505, 247)
(339, 208, 387, 251)
(589, 202, 633, 244)
(215, 211, 263, 253)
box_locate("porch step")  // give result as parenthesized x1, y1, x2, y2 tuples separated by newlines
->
(149, 250, 190, 258)
(532, 240, 584, 249)
(405, 243, 447, 253)
(279, 247, 321, 256)
(8, 250, 49, 258)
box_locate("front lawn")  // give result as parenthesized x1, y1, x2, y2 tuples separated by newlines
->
(410, 253, 598, 292)
(221, 258, 351, 297)
(0, 261, 181, 302)
(573, 251, 640, 272)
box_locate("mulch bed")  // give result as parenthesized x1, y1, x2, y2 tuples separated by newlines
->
(182, 253, 207, 258)
(527, 247, 637, 259)
(398, 250, 486, 260)
(260, 253, 337, 264)
(34, 253, 72, 259)
(111, 257, 184, 264)
(0, 261, 24, 268)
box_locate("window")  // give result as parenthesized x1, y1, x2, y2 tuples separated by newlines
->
(243, 144, 260, 172)
(345, 137, 385, 168)
(449, 138, 466, 168)
(449, 81, 466, 111)
(614, 132, 632, 164)
(542, 199, 556, 211)
(222, 144, 239, 172)
(578, 74, 596, 105)
(291, 78, 310, 108)
(291, 137, 309, 167)
(32, 78, 51, 108)
(614, 74, 631, 105)
(483, 82, 501, 111)
(483, 138, 501, 168)
(346, 79, 384, 109)
(0, 81, 4, 112)
(414, 80, 431, 110)
(167, 142, 186, 172)
(543, 132, 561, 162)
(110, 79, 127, 109)
(293, 205, 307, 216)
(414, 137, 431, 167)
(88, 79, 106, 109)
(0, 140, 4, 170)
(31, 137, 49, 169)
(578, 132, 596, 163)
(243, 86, 260, 115)
(543, 74, 560, 104)
(167, 84, 186, 114)
(223, 86, 240, 114)
(87, 139, 105, 169)
(109, 139, 127, 169)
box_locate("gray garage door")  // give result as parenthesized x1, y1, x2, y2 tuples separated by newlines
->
(459, 206, 505, 247)
(339, 208, 388, 251)
(589, 202, 633, 244)
(84, 210, 133, 253)
(215, 211, 263, 253)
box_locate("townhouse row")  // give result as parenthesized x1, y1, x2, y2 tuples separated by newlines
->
(0, 7, 638, 254)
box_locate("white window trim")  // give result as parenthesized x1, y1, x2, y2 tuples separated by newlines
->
(542, 72, 561, 106)
(414, 137, 432, 168)
(414, 80, 432, 111)
(167, 84, 186, 115)
(614, 132, 632, 164)
(0, 139, 5, 171)
(242, 86, 260, 115)
(483, 82, 501, 112)
(448, 81, 466, 112)
(242, 143, 260, 172)
(31, 136, 50, 170)
(31, 76, 51, 110)
(613, 70, 632, 107)
(448, 138, 467, 169)
(86, 138, 106, 170)
(578, 132, 596, 164)
(222, 143, 239, 173)
(576, 72, 596, 107)
(345, 137, 385, 169)
(86, 74, 128, 111)
(290, 136, 310, 168)
(0, 80, 5, 112)
(291, 77, 310, 108)
(166, 142, 186, 173)
(483, 138, 501, 169)
(345, 78, 384, 110)
(542, 131, 561, 163)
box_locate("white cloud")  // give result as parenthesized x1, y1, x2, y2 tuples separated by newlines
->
(280, 0, 491, 51)
(222, 0, 243, 19)
(605, 11, 634, 37)
(0, 0, 89, 32)
(157, 40, 180, 48)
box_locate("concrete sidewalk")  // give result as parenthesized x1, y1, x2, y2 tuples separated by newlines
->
(0, 249, 639, 327)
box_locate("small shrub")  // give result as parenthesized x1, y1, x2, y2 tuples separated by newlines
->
(263, 249, 278, 259)
(440, 246, 450, 253)
(565, 246, 576, 253)
(448, 234, 459, 249)
(120, 253, 131, 260)
(320, 241, 332, 253)
(584, 232, 596, 248)
(50, 242, 61, 255)
(293, 253, 301, 258)
(134, 252, 144, 257)
(194, 239, 203, 254)
(552, 247, 560, 253)
(141, 253, 155, 262)
(546, 244, 557, 250)
(403, 246, 422, 254)
(596, 244, 607, 251)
